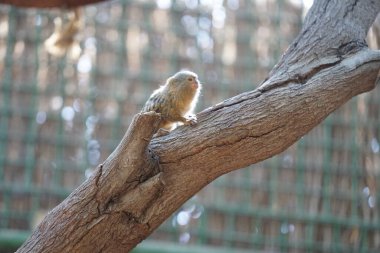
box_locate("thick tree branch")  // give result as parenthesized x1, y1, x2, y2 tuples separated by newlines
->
(16, 0, 380, 252)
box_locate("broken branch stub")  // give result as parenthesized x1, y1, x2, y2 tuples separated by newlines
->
(16, 112, 165, 253)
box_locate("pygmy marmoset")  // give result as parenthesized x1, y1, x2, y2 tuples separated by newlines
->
(44, 8, 83, 57)
(141, 70, 201, 133)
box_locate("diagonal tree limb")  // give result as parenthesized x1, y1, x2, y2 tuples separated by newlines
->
(16, 0, 380, 252)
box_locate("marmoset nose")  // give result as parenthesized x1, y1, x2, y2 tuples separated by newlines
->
(192, 81, 199, 89)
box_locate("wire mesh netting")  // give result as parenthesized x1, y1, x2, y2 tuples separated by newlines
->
(0, 1, 380, 252)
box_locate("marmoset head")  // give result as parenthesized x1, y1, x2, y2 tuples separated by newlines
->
(167, 70, 201, 92)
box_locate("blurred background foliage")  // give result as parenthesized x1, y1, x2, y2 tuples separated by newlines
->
(0, 0, 379, 252)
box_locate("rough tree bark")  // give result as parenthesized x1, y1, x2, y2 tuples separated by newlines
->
(16, 0, 380, 252)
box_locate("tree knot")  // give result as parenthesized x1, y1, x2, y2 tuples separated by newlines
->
(338, 40, 368, 57)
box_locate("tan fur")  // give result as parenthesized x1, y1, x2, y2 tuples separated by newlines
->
(141, 70, 201, 132)
(44, 8, 83, 57)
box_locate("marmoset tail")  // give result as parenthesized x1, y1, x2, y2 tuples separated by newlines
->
(142, 70, 201, 133)
(44, 8, 83, 58)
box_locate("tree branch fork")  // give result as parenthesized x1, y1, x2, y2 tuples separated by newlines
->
(16, 0, 380, 252)
(17, 44, 380, 253)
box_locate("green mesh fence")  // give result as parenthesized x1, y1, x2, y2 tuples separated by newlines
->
(0, 1, 379, 253)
